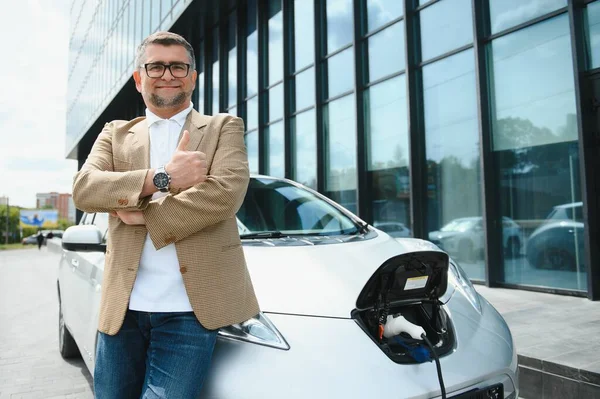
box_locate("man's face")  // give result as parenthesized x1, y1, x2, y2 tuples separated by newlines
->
(133, 44, 197, 111)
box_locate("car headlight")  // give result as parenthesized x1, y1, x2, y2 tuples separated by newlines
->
(447, 260, 482, 314)
(218, 312, 290, 350)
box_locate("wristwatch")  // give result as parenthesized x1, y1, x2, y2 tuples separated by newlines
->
(153, 165, 171, 192)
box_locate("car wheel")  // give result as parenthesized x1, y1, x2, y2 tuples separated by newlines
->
(458, 240, 474, 263)
(59, 300, 80, 359)
(536, 247, 575, 271)
(506, 237, 521, 258)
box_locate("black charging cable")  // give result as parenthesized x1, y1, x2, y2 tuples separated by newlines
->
(421, 333, 447, 399)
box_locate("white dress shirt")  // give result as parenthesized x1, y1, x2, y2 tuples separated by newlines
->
(129, 103, 194, 312)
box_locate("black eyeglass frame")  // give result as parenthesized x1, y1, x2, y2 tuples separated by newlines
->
(141, 62, 192, 78)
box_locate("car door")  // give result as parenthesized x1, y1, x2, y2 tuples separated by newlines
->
(75, 212, 108, 370)
(59, 213, 94, 344)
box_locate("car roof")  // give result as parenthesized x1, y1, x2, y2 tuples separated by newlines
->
(554, 202, 583, 209)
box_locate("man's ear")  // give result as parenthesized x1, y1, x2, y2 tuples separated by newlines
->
(133, 70, 142, 93)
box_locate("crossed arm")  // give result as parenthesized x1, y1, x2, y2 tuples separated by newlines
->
(72, 116, 249, 249)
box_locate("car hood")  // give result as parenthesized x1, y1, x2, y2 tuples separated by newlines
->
(244, 233, 449, 318)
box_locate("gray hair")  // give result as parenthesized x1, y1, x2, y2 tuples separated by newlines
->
(135, 31, 196, 70)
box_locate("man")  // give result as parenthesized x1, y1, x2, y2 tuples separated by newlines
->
(72, 31, 259, 398)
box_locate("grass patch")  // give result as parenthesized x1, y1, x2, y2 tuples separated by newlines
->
(0, 243, 34, 251)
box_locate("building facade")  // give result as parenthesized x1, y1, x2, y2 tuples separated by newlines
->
(36, 193, 76, 222)
(66, 0, 600, 299)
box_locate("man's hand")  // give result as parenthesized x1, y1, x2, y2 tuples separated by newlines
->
(111, 210, 145, 225)
(165, 130, 208, 190)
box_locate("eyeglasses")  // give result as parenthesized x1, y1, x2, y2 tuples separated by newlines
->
(142, 62, 191, 78)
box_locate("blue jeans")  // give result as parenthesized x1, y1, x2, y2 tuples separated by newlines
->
(94, 310, 218, 399)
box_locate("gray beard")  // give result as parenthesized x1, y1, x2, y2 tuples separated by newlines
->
(148, 91, 188, 108)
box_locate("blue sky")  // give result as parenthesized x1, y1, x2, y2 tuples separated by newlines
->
(0, 0, 76, 208)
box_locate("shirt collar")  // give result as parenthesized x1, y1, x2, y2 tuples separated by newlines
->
(145, 102, 194, 128)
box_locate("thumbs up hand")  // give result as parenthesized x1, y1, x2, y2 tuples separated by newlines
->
(165, 130, 208, 190)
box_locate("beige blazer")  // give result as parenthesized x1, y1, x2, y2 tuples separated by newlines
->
(72, 109, 260, 335)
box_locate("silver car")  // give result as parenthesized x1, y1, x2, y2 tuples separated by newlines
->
(57, 176, 518, 399)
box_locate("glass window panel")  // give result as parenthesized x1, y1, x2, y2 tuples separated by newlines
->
(247, 0, 259, 97)
(151, 0, 160, 33)
(228, 12, 237, 107)
(212, 28, 220, 115)
(269, 83, 284, 122)
(586, 1, 600, 69)
(229, 105, 237, 116)
(325, 94, 357, 213)
(327, 47, 354, 98)
(269, 0, 284, 85)
(423, 49, 483, 280)
(161, 0, 172, 22)
(197, 72, 205, 113)
(143, 0, 151, 38)
(246, 96, 259, 131)
(245, 130, 259, 174)
(197, 41, 205, 113)
(366, 75, 411, 234)
(368, 21, 405, 82)
(292, 109, 317, 189)
(295, 67, 315, 112)
(420, 0, 473, 61)
(327, 0, 354, 54)
(294, 0, 315, 71)
(267, 121, 285, 177)
(489, 0, 566, 35)
(366, 0, 404, 33)
(490, 15, 585, 291)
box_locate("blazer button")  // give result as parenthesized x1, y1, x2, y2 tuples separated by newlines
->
(180, 266, 187, 274)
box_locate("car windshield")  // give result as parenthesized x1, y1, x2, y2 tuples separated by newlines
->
(440, 219, 477, 232)
(236, 178, 360, 236)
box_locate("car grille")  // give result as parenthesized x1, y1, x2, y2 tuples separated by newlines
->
(450, 383, 503, 399)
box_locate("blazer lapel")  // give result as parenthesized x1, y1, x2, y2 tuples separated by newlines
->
(129, 118, 150, 170)
(180, 109, 211, 151)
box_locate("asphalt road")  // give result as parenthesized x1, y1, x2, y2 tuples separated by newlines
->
(0, 247, 94, 399)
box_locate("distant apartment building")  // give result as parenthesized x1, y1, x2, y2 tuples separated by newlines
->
(36, 192, 75, 223)
(0, 196, 7, 206)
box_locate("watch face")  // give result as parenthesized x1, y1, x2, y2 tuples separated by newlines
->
(153, 173, 169, 189)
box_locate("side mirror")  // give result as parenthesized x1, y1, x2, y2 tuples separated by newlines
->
(62, 225, 105, 252)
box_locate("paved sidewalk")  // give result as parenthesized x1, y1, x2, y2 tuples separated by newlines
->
(0, 247, 93, 399)
(476, 285, 600, 399)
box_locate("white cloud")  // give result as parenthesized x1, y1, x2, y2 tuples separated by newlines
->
(0, 0, 77, 208)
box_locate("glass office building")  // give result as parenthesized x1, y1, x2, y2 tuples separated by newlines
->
(67, 0, 600, 300)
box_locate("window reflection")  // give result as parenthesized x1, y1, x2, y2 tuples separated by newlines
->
(245, 130, 259, 174)
(490, 15, 585, 291)
(325, 94, 357, 213)
(212, 27, 219, 115)
(365, 75, 411, 234)
(489, 0, 566, 34)
(420, 0, 472, 61)
(246, 96, 259, 131)
(292, 109, 317, 189)
(197, 41, 205, 114)
(327, 47, 354, 98)
(585, 1, 600, 69)
(267, 121, 285, 178)
(327, 0, 354, 53)
(368, 21, 404, 82)
(228, 12, 237, 107)
(423, 49, 483, 280)
(247, 0, 258, 97)
(269, 83, 284, 121)
(151, 0, 160, 33)
(366, 0, 404, 33)
(294, 0, 314, 71)
(295, 67, 315, 112)
(269, 0, 284, 85)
